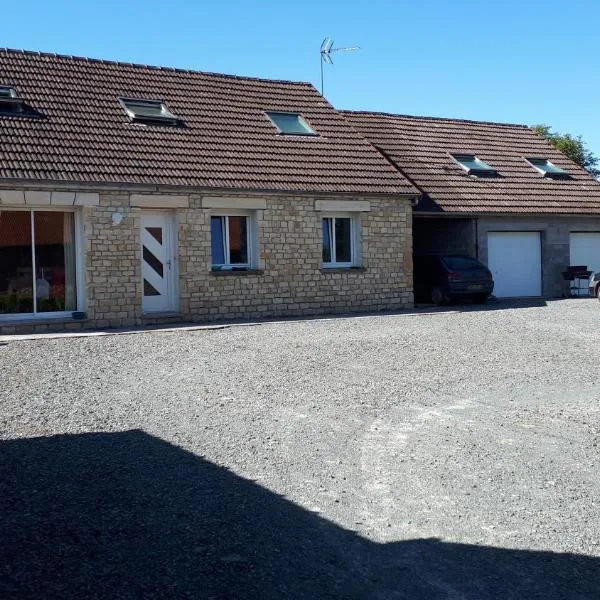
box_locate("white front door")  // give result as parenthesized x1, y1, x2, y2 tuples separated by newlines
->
(140, 212, 177, 313)
(570, 232, 600, 273)
(487, 231, 542, 297)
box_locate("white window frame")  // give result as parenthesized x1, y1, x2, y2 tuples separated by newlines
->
(0, 206, 86, 321)
(210, 210, 257, 270)
(321, 213, 360, 269)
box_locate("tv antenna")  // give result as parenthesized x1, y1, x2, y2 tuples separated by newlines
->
(320, 37, 360, 95)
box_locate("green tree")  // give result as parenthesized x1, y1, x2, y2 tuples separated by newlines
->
(533, 124, 599, 178)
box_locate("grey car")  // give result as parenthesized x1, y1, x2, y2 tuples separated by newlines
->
(414, 255, 494, 306)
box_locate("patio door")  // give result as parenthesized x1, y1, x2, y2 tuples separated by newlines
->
(140, 212, 177, 313)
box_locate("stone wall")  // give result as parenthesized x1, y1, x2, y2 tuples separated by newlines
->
(83, 193, 140, 327)
(175, 193, 412, 322)
(0, 189, 413, 333)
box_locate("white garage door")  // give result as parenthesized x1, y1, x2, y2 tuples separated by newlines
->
(570, 233, 600, 274)
(487, 232, 542, 297)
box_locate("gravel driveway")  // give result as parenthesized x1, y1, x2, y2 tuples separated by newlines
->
(1, 299, 599, 599)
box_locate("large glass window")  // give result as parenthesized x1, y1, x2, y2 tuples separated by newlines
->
(211, 215, 250, 269)
(322, 216, 356, 267)
(0, 210, 77, 315)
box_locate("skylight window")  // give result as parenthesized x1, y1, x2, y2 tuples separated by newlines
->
(119, 97, 181, 126)
(525, 158, 567, 178)
(266, 112, 316, 135)
(0, 85, 17, 99)
(0, 85, 24, 113)
(451, 154, 497, 175)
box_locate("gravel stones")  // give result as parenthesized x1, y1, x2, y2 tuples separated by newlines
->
(1, 299, 599, 598)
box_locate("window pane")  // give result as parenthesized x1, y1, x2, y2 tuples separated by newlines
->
(442, 256, 482, 270)
(126, 101, 164, 118)
(33, 212, 77, 312)
(322, 218, 332, 263)
(335, 218, 352, 263)
(529, 158, 565, 174)
(211, 216, 225, 265)
(0, 211, 33, 314)
(267, 112, 315, 135)
(0, 86, 16, 99)
(228, 216, 248, 264)
(453, 154, 494, 172)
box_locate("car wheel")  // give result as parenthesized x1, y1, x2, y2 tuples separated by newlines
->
(473, 294, 489, 304)
(596, 284, 600, 301)
(431, 286, 449, 306)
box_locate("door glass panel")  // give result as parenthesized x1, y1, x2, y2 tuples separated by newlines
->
(335, 218, 352, 263)
(146, 227, 163, 244)
(143, 245, 164, 277)
(228, 216, 248, 264)
(144, 279, 161, 296)
(0, 211, 33, 314)
(34, 212, 77, 312)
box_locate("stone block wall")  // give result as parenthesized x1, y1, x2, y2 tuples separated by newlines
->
(84, 193, 140, 327)
(0, 188, 413, 333)
(173, 193, 413, 322)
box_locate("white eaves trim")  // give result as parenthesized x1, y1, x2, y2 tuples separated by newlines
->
(314, 199, 370, 212)
(130, 194, 189, 208)
(201, 196, 267, 210)
(0, 190, 100, 206)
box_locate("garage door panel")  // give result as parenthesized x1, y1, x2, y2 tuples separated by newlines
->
(487, 232, 542, 297)
(569, 233, 600, 273)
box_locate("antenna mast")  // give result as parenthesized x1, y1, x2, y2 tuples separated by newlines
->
(320, 37, 360, 95)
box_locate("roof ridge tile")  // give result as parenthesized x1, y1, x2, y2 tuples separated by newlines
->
(342, 109, 529, 130)
(0, 47, 317, 88)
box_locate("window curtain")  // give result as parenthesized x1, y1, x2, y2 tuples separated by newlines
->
(63, 212, 76, 310)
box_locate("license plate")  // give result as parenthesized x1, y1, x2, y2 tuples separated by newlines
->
(468, 284, 483, 290)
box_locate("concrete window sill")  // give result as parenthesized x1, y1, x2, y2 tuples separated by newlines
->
(319, 267, 366, 274)
(210, 269, 264, 277)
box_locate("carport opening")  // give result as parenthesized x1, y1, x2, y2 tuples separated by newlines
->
(413, 217, 477, 258)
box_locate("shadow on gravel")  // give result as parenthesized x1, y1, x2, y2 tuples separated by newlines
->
(0, 299, 559, 342)
(1, 430, 598, 599)
(413, 297, 550, 313)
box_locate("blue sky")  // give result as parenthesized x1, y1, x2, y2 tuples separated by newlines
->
(4, 0, 600, 157)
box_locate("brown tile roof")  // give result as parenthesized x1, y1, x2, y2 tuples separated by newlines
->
(343, 111, 600, 214)
(0, 49, 417, 196)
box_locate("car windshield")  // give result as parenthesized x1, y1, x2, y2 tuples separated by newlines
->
(442, 256, 483, 270)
